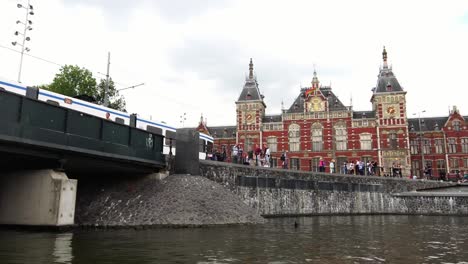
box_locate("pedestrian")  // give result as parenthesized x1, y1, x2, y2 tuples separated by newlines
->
(231, 144, 239, 164)
(330, 159, 335, 173)
(264, 145, 271, 167)
(319, 158, 325, 172)
(281, 151, 288, 169)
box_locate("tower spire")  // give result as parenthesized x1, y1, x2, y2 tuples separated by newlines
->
(249, 58, 254, 79)
(382, 46, 388, 69)
(311, 65, 319, 89)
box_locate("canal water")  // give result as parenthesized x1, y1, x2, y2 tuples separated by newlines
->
(1, 215, 467, 264)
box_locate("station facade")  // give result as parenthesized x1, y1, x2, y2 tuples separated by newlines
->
(198, 48, 468, 178)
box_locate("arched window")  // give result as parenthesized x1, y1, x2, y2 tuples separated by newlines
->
(360, 133, 372, 150)
(311, 123, 323, 152)
(335, 122, 347, 151)
(288, 123, 300, 152)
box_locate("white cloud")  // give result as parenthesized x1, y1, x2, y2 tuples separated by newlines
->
(1, 0, 468, 127)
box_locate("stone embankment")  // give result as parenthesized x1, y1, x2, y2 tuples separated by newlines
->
(75, 174, 265, 227)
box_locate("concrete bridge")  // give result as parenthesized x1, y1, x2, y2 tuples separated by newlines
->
(0, 89, 165, 226)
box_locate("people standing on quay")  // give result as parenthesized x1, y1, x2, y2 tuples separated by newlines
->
(231, 144, 238, 164)
(281, 151, 288, 169)
(330, 159, 335, 173)
(254, 145, 262, 166)
(319, 158, 326, 172)
(264, 145, 270, 167)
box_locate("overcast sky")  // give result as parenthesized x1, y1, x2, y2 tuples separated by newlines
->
(1, 0, 468, 127)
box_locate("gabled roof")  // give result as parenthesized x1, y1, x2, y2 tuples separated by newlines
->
(262, 114, 282, 123)
(287, 86, 347, 113)
(208, 126, 237, 138)
(353, 111, 376, 119)
(373, 47, 404, 94)
(408, 117, 448, 132)
(237, 58, 265, 105)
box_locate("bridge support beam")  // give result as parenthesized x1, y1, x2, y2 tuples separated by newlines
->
(0, 170, 77, 226)
(175, 129, 200, 175)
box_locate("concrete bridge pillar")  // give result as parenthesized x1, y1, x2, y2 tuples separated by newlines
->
(0, 170, 77, 226)
(175, 129, 200, 175)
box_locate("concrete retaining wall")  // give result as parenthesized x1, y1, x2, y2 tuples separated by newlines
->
(199, 160, 468, 216)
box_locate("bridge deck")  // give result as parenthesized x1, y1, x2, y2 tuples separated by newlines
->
(0, 90, 165, 174)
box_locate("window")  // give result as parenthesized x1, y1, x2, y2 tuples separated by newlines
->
(245, 137, 252, 151)
(436, 160, 446, 176)
(271, 158, 278, 168)
(360, 133, 372, 150)
(290, 158, 300, 170)
(411, 160, 421, 177)
(410, 139, 419, 154)
(311, 157, 320, 172)
(288, 124, 300, 152)
(435, 138, 444, 154)
(462, 138, 468, 153)
(267, 137, 277, 152)
(464, 158, 468, 169)
(448, 138, 457, 153)
(450, 158, 459, 170)
(453, 120, 461, 131)
(311, 123, 323, 152)
(422, 138, 431, 154)
(335, 122, 348, 151)
(388, 132, 397, 149)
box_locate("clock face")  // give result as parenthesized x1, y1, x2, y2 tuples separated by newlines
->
(307, 97, 324, 112)
(384, 105, 399, 118)
(245, 111, 255, 123)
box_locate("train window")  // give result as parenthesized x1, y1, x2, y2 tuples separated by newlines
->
(115, 117, 125, 124)
(199, 139, 206, 152)
(207, 142, 214, 153)
(46, 100, 60, 106)
(165, 130, 176, 146)
(146, 125, 163, 135)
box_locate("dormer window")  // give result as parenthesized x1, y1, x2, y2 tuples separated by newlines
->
(386, 83, 392, 91)
(434, 123, 439, 131)
(453, 120, 461, 131)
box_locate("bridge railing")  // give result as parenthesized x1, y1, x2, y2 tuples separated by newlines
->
(0, 89, 165, 167)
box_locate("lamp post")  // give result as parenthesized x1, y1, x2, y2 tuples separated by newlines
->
(12, 0, 34, 83)
(413, 110, 426, 178)
(179, 112, 186, 127)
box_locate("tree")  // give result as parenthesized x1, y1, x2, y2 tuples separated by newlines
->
(96, 78, 126, 112)
(47, 65, 96, 97)
(45, 65, 126, 111)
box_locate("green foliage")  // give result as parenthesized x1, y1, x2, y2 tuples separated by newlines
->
(47, 65, 96, 97)
(44, 65, 126, 112)
(96, 78, 126, 112)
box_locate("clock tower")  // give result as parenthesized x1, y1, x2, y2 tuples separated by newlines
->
(371, 47, 411, 176)
(235, 58, 266, 151)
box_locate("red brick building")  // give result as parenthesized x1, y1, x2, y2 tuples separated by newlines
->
(199, 48, 468, 178)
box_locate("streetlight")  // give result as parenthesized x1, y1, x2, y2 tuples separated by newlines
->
(413, 110, 426, 178)
(179, 112, 186, 127)
(12, 1, 34, 83)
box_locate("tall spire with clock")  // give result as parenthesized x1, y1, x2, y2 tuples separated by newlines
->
(370, 46, 410, 178)
(235, 58, 266, 149)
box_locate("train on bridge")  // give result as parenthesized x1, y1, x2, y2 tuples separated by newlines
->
(0, 78, 213, 160)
